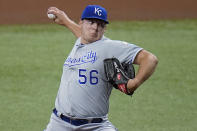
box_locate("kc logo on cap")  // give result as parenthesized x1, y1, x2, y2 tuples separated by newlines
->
(81, 5, 109, 24)
(94, 7, 102, 16)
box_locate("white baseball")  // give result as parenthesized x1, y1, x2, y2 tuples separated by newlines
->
(47, 13, 56, 19)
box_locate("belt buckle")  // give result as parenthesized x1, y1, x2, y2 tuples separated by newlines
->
(57, 111, 62, 117)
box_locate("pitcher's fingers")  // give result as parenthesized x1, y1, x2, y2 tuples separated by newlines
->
(48, 7, 59, 11)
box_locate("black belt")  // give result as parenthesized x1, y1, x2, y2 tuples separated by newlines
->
(53, 108, 103, 126)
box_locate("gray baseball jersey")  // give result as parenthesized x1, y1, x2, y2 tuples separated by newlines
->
(55, 36, 142, 119)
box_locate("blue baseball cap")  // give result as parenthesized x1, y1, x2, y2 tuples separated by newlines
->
(81, 5, 109, 24)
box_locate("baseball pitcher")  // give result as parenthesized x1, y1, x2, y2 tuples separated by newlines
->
(44, 5, 158, 131)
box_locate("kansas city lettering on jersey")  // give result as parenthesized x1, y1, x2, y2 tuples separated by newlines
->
(64, 50, 97, 67)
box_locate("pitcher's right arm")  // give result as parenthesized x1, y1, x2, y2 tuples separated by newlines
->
(47, 7, 81, 38)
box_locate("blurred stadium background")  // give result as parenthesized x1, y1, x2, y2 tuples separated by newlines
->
(0, 0, 197, 131)
(0, 0, 197, 24)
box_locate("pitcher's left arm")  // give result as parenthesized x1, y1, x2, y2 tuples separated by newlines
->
(127, 50, 158, 93)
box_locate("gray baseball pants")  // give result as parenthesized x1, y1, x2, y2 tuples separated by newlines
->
(44, 113, 118, 131)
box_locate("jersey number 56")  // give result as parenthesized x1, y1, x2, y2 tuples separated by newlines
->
(78, 69, 98, 85)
